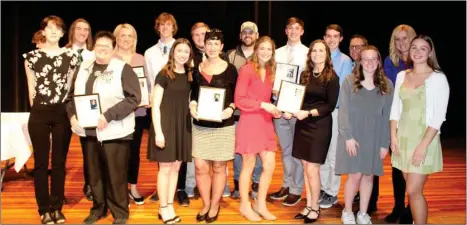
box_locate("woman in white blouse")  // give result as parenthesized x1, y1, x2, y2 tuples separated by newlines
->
(389, 34, 449, 224)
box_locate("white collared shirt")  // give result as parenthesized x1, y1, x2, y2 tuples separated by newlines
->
(72, 45, 95, 61)
(390, 70, 450, 133)
(144, 38, 176, 94)
(275, 43, 309, 82)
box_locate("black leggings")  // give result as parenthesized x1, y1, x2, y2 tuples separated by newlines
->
(28, 103, 71, 215)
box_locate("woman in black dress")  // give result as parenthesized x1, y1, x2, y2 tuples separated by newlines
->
(149, 38, 194, 224)
(23, 15, 80, 224)
(285, 39, 340, 223)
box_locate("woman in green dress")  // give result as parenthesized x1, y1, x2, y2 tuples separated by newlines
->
(389, 34, 449, 224)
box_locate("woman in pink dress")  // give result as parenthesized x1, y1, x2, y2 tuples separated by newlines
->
(235, 36, 282, 222)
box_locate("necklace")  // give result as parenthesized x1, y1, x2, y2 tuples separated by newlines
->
(312, 72, 321, 78)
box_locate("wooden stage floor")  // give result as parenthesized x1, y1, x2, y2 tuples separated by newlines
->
(1, 132, 465, 224)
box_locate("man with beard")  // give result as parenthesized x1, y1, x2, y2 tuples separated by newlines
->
(226, 21, 262, 200)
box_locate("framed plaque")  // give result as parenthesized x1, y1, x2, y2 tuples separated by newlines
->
(197, 86, 226, 122)
(73, 94, 102, 128)
(276, 80, 306, 114)
(273, 62, 299, 91)
(138, 77, 150, 107)
(132, 66, 145, 78)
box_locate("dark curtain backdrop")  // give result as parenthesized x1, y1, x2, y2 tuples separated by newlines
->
(2, 1, 465, 139)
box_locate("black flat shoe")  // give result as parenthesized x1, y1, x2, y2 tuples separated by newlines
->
(294, 206, 312, 219)
(205, 206, 220, 224)
(52, 210, 66, 224)
(304, 207, 320, 224)
(40, 212, 54, 224)
(196, 211, 208, 222)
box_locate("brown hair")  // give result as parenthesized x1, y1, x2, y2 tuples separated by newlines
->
(350, 34, 368, 46)
(352, 45, 391, 95)
(325, 24, 343, 37)
(161, 38, 194, 82)
(301, 39, 336, 84)
(65, 18, 93, 50)
(40, 15, 66, 33)
(248, 36, 276, 82)
(191, 22, 209, 36)
(31, 30, 45, 44)
(407, 34, 442, 72)
(155, 12, 178, 36)
(286, 17, 304, 29)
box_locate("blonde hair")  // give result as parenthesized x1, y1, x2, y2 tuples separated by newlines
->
(191, 22, 210, 36)
(113, 23, 138, 53)
(389, 24, 416, 67)
(248, 36, 276, 82)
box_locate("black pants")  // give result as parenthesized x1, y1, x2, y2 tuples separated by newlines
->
(83, 137, 130, 219)
(369, 176, 379, 209)
(128, 116, 149, 184)
(177, 162, 187, 190)
(28, 103, 71, 215)
(80, 137, 89, 189)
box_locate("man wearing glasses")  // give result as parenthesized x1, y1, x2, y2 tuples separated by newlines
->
(349, 34, 368, 66)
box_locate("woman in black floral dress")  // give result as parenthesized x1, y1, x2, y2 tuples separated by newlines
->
(23, 15, 80, 224)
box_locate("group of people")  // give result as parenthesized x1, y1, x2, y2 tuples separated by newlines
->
(23, 11, 449, 225)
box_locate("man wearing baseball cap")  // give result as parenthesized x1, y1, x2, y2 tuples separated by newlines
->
(226, 21, 261, 200)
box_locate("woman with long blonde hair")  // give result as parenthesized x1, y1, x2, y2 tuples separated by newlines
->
(235, 36, 281, 222)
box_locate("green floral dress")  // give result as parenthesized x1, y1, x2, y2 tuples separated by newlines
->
(391, 84, 443, 174)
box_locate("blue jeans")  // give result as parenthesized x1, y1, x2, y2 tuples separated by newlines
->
(273, 117, 303, 195)
(233, 153, 262, 183)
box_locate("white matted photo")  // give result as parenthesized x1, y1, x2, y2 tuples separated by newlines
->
(273, 62, 300, 91)
(132, 66, 145, 78)
(73, 94, 102, 128)
(138, 77, 149, 107)
(276, 80, 306, 114)
(197, 86, 226, 122)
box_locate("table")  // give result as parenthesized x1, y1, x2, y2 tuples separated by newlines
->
(1, 112, 32, 189)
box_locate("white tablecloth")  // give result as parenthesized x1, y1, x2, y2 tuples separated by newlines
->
(1, 112, 32, 172)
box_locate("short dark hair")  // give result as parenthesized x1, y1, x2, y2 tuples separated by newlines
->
(350, 34, 368, 45)
(325, 24, 343, 37)
(93, 31, 116, 48)
(204, 28, 224, 44)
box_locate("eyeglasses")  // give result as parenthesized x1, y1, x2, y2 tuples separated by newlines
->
(207, 28, 223, 33)
(361, 57, 378, 63)
(350, 45, 364, 50)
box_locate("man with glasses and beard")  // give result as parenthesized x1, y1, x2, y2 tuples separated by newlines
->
(226, 21, 262, 200)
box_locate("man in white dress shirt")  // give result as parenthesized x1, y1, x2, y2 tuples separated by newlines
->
(269, 17, 309, 207)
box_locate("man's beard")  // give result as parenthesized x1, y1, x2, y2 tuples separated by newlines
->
(242, 39, 256, 47)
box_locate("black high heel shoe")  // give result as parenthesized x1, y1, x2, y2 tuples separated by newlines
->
(196, 210, 208, 222)
(304, 207, 320, 224)
(295, 206, 312, 219)
(205, 206, 220, 224)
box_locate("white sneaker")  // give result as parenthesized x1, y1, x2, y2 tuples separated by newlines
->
(341, 209, 356, 224)
(356, 211, 372, 224)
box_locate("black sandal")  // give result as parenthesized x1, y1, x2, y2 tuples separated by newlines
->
(294, 206, 312, 219)
(304, 207, 320, 223)
(168, 203, 181, 223)
(158, 205, 176, 224)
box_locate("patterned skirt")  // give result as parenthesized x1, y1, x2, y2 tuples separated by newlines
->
(192, 124, 235, 161)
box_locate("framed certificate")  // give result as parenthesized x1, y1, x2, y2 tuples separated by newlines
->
(138, 77, 150, 107)
(273, 62, 299, 91)
(132, 66, 145, 78)
(197, 86, 226, 122)
(276, 80, 306, 114)
(73, 94, 102, 128)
